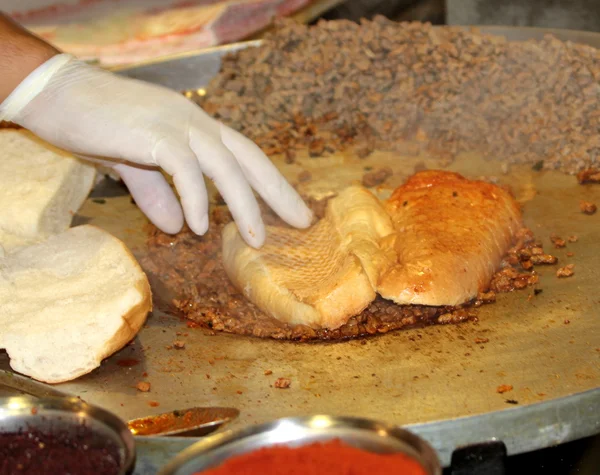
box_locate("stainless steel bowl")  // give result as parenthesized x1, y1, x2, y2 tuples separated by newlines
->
(159, 415, 441, 475)
(0, 396, 135, 474)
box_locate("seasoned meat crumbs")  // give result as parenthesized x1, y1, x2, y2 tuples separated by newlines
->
(580, 200, 597, 214)
(577, 168, 600, 184)
(297, 170, 312, 182)
(550, 235, 566, 248)
(136, 382, 151, 392)
(477, 291, 496, 303)
(362, 167, 393, 187)
(530, 254, 558, 265)
(497, 384, 513, 394)
(274, 378, 291, 389)
(557, 264, 575, 278)
(173, 340, 186, 349)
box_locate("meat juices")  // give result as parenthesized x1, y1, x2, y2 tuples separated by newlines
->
(378, 171, 522, 306)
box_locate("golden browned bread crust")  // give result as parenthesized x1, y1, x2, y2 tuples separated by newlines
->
(378, 170, 522, 306)
(222, 170, 522, 329)
(222, 186, 394, 330)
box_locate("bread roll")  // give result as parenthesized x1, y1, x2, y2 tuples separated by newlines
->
(0, 129, 96, 252)
(222, 186, 394, 330)
(0, 225, 151, 384)
(378, 170, 522, 306)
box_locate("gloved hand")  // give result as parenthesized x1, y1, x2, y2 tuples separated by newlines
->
(0, 53, 312, 248)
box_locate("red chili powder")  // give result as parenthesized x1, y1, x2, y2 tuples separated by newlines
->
(197, 439, 427, 475)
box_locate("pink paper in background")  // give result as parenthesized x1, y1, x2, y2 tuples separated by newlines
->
(210, 0, 311, 44)
(2, 0, 314, 65)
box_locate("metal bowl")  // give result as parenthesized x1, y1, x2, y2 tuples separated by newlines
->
(158, 415, 441, 475)
(0, 396, 135, 474)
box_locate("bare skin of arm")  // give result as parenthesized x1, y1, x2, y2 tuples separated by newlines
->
(0, 13, 59, 103)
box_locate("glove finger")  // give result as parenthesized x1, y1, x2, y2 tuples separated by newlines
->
(189, 128, 265, 248)
(113, 164, 184, 234)
(152, 139, 209, 235)
(219, 123, 313, 229)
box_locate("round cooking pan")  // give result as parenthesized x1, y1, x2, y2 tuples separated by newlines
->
(58, 24, 600, 470)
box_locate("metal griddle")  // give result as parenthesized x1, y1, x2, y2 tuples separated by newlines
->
(2, 26, 600, 472)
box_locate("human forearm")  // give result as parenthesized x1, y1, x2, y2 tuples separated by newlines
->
(0, 12, 59, 103)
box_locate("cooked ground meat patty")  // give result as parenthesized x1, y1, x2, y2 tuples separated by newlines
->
(142, 205, 553, 341)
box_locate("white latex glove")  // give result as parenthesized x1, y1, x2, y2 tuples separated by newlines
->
(0, 53, 312, 247)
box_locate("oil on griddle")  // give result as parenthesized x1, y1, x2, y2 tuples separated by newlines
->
(142, 17, 598, 341)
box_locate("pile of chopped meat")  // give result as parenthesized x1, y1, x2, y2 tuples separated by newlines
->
(198, 17, 600, 173)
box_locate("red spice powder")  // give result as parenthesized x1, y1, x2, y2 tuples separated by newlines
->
(197, 439, 427, 475)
